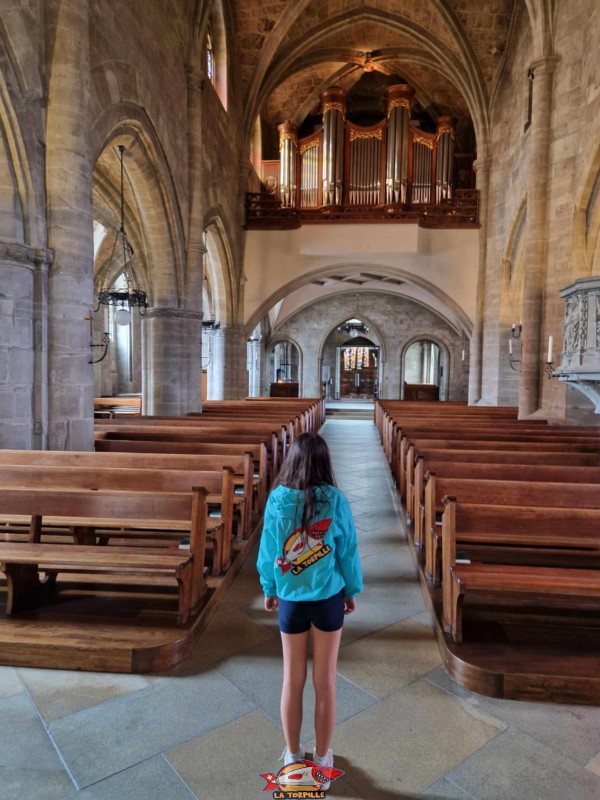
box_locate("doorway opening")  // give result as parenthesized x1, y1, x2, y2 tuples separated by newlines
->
(403, 339, 443, 400)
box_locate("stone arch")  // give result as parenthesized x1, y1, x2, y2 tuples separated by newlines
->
(400, 333, 451, 401)
(572, 142, 600, 278)
(502, 198, 527, 313)
(267, 334, 305, 394)
(91, 108, 185, 307)
(245, 263, 472, 338)
(246, 8, 489, 147)
(0, 28, 39, 244)
(203, 208, 237, 326)
(317, 311, 387, 366)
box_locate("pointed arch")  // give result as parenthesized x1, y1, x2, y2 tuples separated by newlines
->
(91, 104, 186, 307)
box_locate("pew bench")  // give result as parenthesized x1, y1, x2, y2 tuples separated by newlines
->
(449, 564, 600, 642)
(0, 487, 208, 624)
(0, 465, 235, 575)
(441, 498, 600, 641)
(425, 478, 600, 586)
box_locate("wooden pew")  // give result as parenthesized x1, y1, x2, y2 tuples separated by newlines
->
(398, 437, 600, 502)
(416, 461, 600, 564)
(94, 396, 141, 416)
(427, 480, 600, 587)
(0, 487, 208, 624)
(441, 497, 600, 642)
(0, 465, 235, 575)
(93, 440, 269, 509)
(94, 425, 285, 476)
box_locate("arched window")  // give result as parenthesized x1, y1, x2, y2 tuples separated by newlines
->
(205, 29, 215, 84)
(203, 1, 227, 109)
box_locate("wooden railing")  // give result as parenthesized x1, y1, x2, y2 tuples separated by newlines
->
(245, 189, 478, 230)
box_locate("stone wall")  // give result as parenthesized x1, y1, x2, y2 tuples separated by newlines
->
(269, 292, 468, 401)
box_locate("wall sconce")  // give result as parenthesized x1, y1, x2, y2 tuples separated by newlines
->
(511, 323, 522, 339)
(545, 335, 555, 378)
(85, 311, 110, 364)
(461, 349, 470, 373)
(507, 336, 521, 372)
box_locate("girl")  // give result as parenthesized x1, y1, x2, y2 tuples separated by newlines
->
(257, 432, 363, 781)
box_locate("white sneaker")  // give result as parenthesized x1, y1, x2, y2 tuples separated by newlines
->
(312, 748, 334, 790)
(280, 745, 304, 766)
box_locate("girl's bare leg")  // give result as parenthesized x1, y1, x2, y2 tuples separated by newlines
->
(311, 625, 343, 756)
(280, 630, 310, 753)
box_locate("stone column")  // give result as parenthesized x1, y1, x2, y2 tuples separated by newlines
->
(0, 243, 47, 449)
(46, 0, 94, 450)
(184, 65, 206, 412)
(247, 336, 262, 397)
(519, 56, 560, 417)
(33, 248, 53, 448)
(144, 308, 203, 414)
(468, 156, 492, 405)
(209, 326, 248, 400)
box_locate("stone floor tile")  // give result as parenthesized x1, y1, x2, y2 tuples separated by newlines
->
(0, 692, 74, 800)
(338, 619, 442, 699)
(179, 606, 277, 670)
(48, 669, 254, 789)
(410, 610, 434, 627)
(426, 666, 600, 767)
(420, 777, 477, 798)
(166, 709, 285, 800)
(445, 728, 600, 800)
(329, 679, 503, 796)
(18, 667, 152, 723)
(60, 755, 196, 800)
(215, 636, 377, 743)
(586, 751, 600, 776)
(0, 665, 23, 699)
(216, 567, 263, 614)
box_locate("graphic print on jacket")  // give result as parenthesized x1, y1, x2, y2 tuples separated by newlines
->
(276, 518, 332, 576)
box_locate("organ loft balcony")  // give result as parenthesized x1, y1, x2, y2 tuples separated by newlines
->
(246, 84, 479, 231)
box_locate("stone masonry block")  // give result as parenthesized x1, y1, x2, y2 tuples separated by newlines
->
(8, 348, 33, 384)
(0, 423, 32, 450)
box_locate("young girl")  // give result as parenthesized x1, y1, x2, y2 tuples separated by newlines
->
(257, 432, 363, 781)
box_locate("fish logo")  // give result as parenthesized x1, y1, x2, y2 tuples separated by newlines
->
(276, 519, 332, 576)
(258, 758, 344, 796)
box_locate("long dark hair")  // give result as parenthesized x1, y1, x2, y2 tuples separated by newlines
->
(274, 432, 337, 530)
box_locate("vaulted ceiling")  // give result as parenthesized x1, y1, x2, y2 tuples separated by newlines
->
(233, 0, 518, 154)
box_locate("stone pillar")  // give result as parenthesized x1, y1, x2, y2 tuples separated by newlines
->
(247, 336, 262, 397)
(384, 84, 414, 204)
(209, 326, 248, 400)
(33, 248, 53, 448)
(519, 56, 560, 417)
(0, 243, 48, 449)
(46, 0, 94, 449)
(144, 308, 203, 414)
(320, 88, 347, 206)
(468, 156, 492, 405)
(278, 121, 298, 208)
(184, 65, 206, 412)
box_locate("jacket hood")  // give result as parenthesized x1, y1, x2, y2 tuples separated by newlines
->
(269, 484, 333, 519)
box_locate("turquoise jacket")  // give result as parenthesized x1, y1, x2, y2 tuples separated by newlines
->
(257, 484, 363, 601)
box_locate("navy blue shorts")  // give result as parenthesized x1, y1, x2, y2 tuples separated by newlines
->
(278, 590, 345, 634)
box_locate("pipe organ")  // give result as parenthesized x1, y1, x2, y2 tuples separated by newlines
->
(276, 84, 457, 210)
